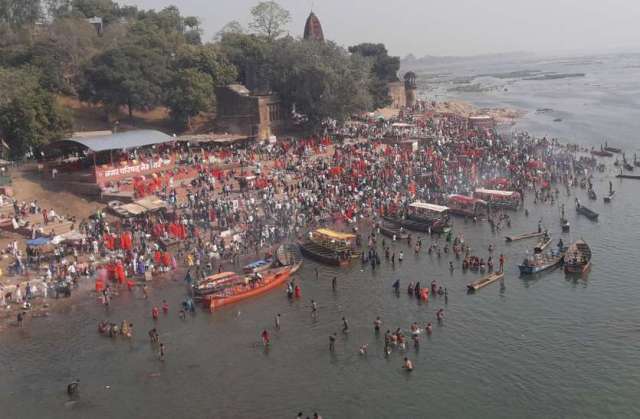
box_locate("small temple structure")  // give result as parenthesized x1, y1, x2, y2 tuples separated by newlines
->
(303, 12, 324, 42)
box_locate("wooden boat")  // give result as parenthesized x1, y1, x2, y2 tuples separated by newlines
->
(576, 202, 599, 220)
(604, 146, 622, 153)
(299, 240, 352, 266)
(379, 221, 409, 240)
(505, 231, 545, 242)
(603, 190, 615, 203)
(561, 219, 570, 232)
(193, 272, 241, 296)
(276, 243, 300, 267)
(447, 194, 487, 218)
(205, 262, 302, 310)
(385, 216, 446, 233)
(564, 240, 592, 274)
(591, 150, 613, 157)
(534, 234, 552, 253)
(242, 258, 273, 274)
(616, 174, 640, 179)
(519, 251, 563, 275)
(467, 272, 504, 292)
(299, 228, 360, 266)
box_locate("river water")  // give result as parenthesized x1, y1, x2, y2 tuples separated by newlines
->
(2, 53, 640, 418)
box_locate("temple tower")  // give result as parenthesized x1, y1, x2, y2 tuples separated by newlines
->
(303, 12, 324, 42)
(404, 72, 417, 108)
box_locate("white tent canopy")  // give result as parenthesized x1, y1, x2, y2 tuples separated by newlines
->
(409, 202, 449, 213)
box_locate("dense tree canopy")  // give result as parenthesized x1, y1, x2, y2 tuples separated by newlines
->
(348, 43, 401, 109)
(269, 38, 373, 129)
(80, 45, 169, 117)
(0, 67, 72, 157)
(0, 0, 398, 156)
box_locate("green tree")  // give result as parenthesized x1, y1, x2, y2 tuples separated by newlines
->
(165, 44, 236, 129)
(248, 1, 290, 40)
(29, 17, 99, 93)
(218, 32, 272, 90)
(80, 45, 169, 117)
(0, 67, 72, 158)
(165, 68, 214, 130)
(348, 43, 400, 109)
(215, 20, 243, 40)
(0, 0, 42, 27)
(269, 38, 372, 130)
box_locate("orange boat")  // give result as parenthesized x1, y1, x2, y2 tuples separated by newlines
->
(205, 262, 302, 310)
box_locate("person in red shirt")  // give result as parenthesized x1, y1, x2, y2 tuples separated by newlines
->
(162, 300, 169, 314)
(152, 306, 159, 320)
(261, 329, 270, 346)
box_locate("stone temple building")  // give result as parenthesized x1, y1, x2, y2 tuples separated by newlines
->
(303, 12, 325, 42)
(386, 72, 418, 109)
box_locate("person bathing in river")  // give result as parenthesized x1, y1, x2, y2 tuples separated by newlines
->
(426, 322, 433, 335)
(374, 316, 382, 332)
(261, 329, 270, 346)
(403, 357, 413, 371)
(392, 279, 400, 293)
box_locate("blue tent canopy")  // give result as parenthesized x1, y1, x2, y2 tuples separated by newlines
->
(27, 237, 51, 247)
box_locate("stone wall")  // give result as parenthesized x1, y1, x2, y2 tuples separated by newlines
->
(387, 81, 406, 109)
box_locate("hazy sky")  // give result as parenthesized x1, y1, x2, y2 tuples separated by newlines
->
(126, 0, 640, 57)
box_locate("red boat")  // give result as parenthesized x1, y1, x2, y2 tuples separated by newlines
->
(205, 262, 302, 310)
(447, 194, 487, 217)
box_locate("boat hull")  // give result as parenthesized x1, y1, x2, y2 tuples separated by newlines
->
(576, 206, 599, 220)
(519, 259, 561, 275)
(564, 262, 591, 274)
(206, 263, 301, 310)
(467, 272, 504, 291)
(299, 241, 350, 266)
(379, 223, 409, 239)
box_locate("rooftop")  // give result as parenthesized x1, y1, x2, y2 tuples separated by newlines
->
(49, 130, 173, 153)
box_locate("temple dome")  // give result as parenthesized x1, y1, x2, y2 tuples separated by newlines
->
(303, 12, 324, 42)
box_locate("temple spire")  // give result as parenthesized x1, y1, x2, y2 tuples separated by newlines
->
(303, 11, 324, 42)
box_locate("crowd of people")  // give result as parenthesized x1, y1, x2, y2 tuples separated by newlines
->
(1, 102, 602, 399)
